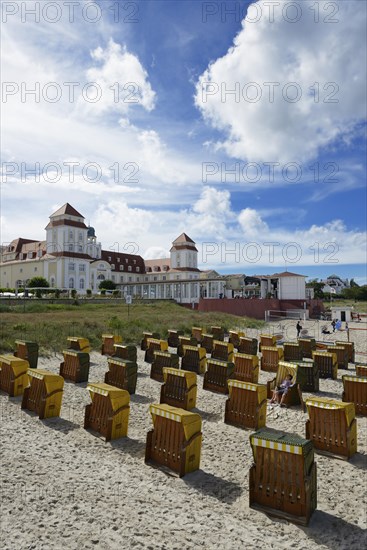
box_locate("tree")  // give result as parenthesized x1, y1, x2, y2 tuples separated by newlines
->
(306, 279, 325, 299)
(99, 280, 116, 290)
(27, 277, 50, 288)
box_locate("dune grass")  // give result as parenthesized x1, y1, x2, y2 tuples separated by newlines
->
(0, 300, 265, 355)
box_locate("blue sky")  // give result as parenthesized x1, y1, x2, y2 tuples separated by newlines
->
(1, 0, 366, 283)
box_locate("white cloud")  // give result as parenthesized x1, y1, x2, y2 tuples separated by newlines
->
(195, 0, 366, 164)
(83, 39, 156, 116)
(144, 247, 170, 260)
(183, 187, 233, 238)
(238, 208, 269, 237)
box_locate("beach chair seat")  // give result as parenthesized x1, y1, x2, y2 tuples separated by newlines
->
(210, 326, 225, 341)
(267, 362, 304, 407)
(22, 369, 64, 419)
(0, 355, 29, 397)
(113, 344, 138, 363)
(305, 397, 357, 459)
(177, 336, 198, 357)
(211, 340, 234, 362)
(342, 375, 367, 416)
(144, 339, 169, 364)
(181, 346, 207, 374)
(150, 351, 179, 382)
(67, 337, 90, 353)
(327, 346, 349, 370)
(201, 334, 214, 354)
(145, 404, 202, 477)
(259, 334, 277, 351)
(249, 429, 317, 526)
(228, 331, 245, 350)
(101, 334, 122, 356)
(225, 381, 267, 430)
(298, 338, 316, 359)
(356, 364, 367, 377)
(14, 340, 39, 369)
(261, 346, 284, 373)
(238, 337, 258, 356)
(335, 341, 355, 364)
(104, 357, 138, 394)
(167, 330, 184, 348)
(290, 360, 319, 392)
(312, 352, 338, 380)
(59, 350, 90, 383)
(141, 332, 160, 351)
(160, 368, 197, 410)
(191, 327, 204, 344)
(231, 353, 259, 383)
(84, 383, 130, 441)
(283, 343, 302, 362)
(203, 359, 234, 394)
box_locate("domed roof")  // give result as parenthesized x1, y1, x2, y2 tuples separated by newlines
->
(87, 226, 96, 237)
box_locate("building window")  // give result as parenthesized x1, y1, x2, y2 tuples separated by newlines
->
(79, 265, 85, 272)
(120, 276, 124, 283)
(79, 279, 85, 289)
(111, 275, 115, 282)
(154, 276, 157, 281)
(133, 259, 136, 264)
(145, 277, 148, 281)
(111, 264, 115, 270)
(69, 278, 74, 289)
(27, 252, 33, 259)
(68, 244, 73, 252)
(97, 274, 105, 281)
(108, 256, 111, 262)
(128, 277, 132, 282)
(136, 267, 140, 272)
(120, 265, 124, 271)
(162, 276, 166, 281)
(136, 277, 140, 282)
(20, 268, 23, 273)
(50, 278, 55, 288)
(69, 231, 73, 240)
(69, 263, 75, 271)
(34, 267, 37, 272)
(125, 259, 128, 263)
(78, 245, 83, 252)
(78, 232, 83, 241)
(128, 266, 132, 272)
(117, 258, 120, 263)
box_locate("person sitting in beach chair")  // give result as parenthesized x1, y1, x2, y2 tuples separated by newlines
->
(270, 374, 293, 406)
(321, 325, 331, 335)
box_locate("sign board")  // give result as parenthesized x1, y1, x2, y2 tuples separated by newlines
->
(125, 295, 132, 305)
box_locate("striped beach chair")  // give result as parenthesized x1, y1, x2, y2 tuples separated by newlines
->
(150, 351, 179, 382)
(231, 353, 259, 384)
(160, 368, 197, 410)
(312, 352, 338, 380)
(14, 340, 39, 369)
(0, 355, 29, 397)
(67, 337, 90, 353)
(203, 358, 234, 394)
(305, 397, 357, 459)
(104, 357, 138, 394)
(22, 369, 64, 419)
(225, 380, 267, 430)
(84, 383, 130, 441)
(145, 404, 202, 477)
(59, 350, 90, 383)
(181, 346, 207, 374)
(238, 337, 258, 356)
(342, 375, 367, 416)
(261, 346, 284, 373)
(101, 334, 122, 356)
(249, 429, 317, 525)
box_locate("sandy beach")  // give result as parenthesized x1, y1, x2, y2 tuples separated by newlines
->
(1, 319, 366, 550)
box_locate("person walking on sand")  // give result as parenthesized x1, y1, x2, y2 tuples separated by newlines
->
(296, 321, 302, 338)
(331, 319, 336, 332)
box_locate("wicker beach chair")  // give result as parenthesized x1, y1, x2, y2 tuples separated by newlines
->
(225, 381, 267, 430)
(22, 369, 64, 419)
(181, 346, 207, 374)
(101, 334, 123, 356)
(0, 355, 29, 397)
(231, 353, 259, 384)
(84, 383, 130, 441)
(305, 397, 357, 459)
(342, 375, 367, 416)
(160, 368, 197, 410)
(312, 352, 338, 380)
(261, 346, 284, 373)
(14, 340, 39, 369)
(203, 358, 234, 394)
(145, 404, 202, 477)
(104, 357, 138, 394)
(150, 351, 179, 382)
(59, 350, 90, 383)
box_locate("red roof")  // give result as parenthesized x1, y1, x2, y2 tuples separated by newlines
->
(172, 233, 195, 244)
(50, 203, 84, 218)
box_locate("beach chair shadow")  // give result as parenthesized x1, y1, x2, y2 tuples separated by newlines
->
(130, 393, 155, 404)
(40, 417, 80, 433)
(110, 436, 146, 458)
(348, 452, 367, 470)
(183, 470, 243, 503)
(301, 510, 366, 548)
(192, 408, 222, 422)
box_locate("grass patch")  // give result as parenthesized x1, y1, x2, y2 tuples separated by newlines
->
(0, 301, 264, 354)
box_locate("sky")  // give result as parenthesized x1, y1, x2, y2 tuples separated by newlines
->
(1, 0, 366, 284)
